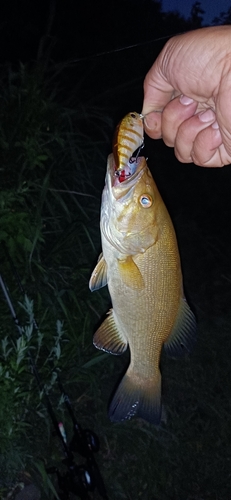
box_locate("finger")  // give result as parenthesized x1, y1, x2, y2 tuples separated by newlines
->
(174, 109, 217, 163)
(161, 95, 199, 146)
(216, 68, 231, 157)
(143, 94, 198, 140)
(143, 111, 162, 139)
(142, 61, 174, 116)
(191, 124, 231, 167)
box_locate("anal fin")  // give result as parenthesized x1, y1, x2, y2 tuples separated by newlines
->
(93, 309, 128, 355)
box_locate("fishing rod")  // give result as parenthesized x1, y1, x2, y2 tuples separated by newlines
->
(0, 248, 109, 500)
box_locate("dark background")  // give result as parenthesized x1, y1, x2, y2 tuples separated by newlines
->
(1, 2, 231, 497)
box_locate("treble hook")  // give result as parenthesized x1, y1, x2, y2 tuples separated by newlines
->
(129, 141, 144, 164)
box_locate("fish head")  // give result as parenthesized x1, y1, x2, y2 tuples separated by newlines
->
(101, 154, 161, 255)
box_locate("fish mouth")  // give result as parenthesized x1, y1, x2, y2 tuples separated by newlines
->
(107, 155, 147, 201)
(101, 154, 152, 255)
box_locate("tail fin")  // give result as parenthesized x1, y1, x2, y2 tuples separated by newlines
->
(108, 371, 162, 425)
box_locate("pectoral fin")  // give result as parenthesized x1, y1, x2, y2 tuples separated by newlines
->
(117, 256, 144, 290)
(89, 253, 107, 291)
(164, 297, 197, 357)
(93, 309, 128, 355)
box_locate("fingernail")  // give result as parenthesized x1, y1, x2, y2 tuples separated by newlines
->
(180, 95, 195, 105)
(144, 116, 152, 129)
(198, 109, 215, 123)
(144, 114, 160, 130)
(212, 120, 219, 129)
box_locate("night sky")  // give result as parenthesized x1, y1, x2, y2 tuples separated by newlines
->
(162, 0, 230, 24)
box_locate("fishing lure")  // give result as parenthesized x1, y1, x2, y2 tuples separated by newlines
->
(113, 112, 144, 181)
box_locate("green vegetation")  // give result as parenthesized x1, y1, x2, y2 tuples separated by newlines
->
(0, 62, 112, 497)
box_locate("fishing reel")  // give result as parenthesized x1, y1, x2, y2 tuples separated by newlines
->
(47, 423, 105, 499)
(69, 428, 100, 456)
(47, 463, 95, 500)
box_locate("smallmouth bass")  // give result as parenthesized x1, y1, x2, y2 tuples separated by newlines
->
(89, 154, 196, 424)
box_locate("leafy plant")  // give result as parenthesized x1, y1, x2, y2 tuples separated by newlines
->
(0, 60, 112, 495)
(0, 295, 67, 486)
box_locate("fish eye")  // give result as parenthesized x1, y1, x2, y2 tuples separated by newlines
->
(139, 194, 153, 208)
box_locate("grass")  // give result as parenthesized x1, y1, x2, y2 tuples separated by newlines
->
(1, 59, 231, 500)
(0, 61, 112, 494)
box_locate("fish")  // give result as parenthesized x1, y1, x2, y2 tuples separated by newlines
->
(113, 112, 144, 173)
(89, 154, 196, 425)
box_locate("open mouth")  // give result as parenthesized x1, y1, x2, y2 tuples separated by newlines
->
(113, 156, 142, 186)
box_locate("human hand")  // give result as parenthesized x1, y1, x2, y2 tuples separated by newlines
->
(142, 26, 231, 167)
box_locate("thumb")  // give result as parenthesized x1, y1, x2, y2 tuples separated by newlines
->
(142, 63, 175, 116)
(142, 63, 175, 138)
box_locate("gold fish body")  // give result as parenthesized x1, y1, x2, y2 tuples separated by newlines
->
(89, 154, 196, 424)
(113, 112, 144, 172)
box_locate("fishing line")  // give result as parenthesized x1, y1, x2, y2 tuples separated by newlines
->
(0, 244, 109, 500)
(64, 32, 186, 65)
